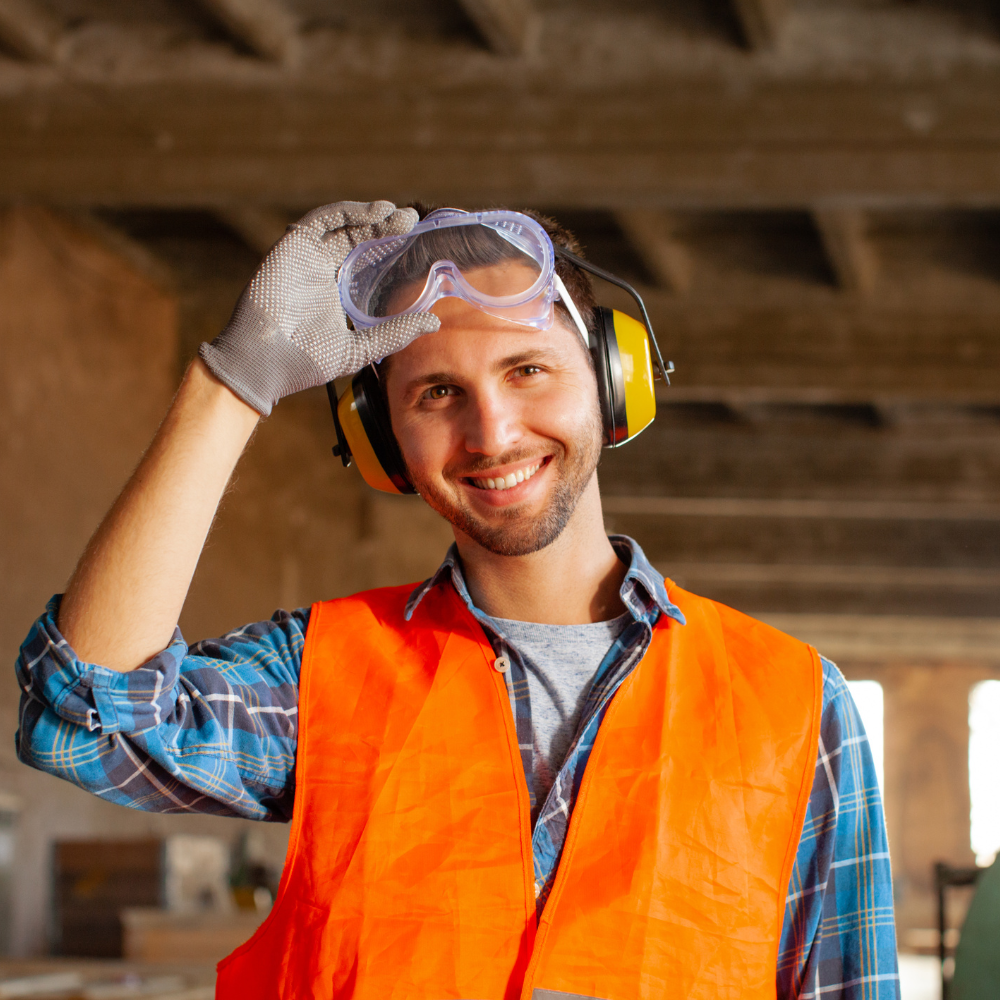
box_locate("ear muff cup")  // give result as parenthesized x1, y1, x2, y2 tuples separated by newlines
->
(590, 306, 627, 446)
(328, 366, 415, 495)
(591, 306, 656, 447)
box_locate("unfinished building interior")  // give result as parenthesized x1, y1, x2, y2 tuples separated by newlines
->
(1, 0, 999, 996)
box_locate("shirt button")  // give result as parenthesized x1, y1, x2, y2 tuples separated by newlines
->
(494, 656, 509, 673)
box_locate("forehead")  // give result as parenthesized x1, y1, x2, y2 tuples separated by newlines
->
(385, 297, 584, 389)
(385, 259, 542, 315)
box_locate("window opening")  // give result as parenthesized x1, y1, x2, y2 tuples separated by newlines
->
(969, 679, 1000, 867)
(847, 680, 884, 795)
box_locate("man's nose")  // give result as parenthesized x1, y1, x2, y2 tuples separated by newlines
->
(462, 389, 522, 456)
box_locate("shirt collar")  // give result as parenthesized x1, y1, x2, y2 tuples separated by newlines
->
(404, 534, 685, 627)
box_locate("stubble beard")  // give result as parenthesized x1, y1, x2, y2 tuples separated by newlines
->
(412, 407, 604, 557)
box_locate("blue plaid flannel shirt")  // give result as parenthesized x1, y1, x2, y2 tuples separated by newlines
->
(16, 535, 898, 999)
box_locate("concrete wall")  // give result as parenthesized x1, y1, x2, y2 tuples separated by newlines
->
(0, 207, 456, 955)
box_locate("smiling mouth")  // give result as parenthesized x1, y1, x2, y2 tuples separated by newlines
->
(466, 459, 546, 491)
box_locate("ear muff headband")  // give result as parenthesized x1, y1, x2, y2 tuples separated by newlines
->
(554, 245, 673, 385)
(328, 367, 415, 495)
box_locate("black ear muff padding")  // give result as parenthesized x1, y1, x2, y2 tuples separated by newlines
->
(327, 381, 351, 466)
(352, 365, 416, 495)
(591, 306, 629, 447)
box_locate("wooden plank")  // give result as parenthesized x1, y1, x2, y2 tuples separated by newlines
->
(813, 206, 879, 295)
(601, 496, 1000, 522)
(615, 210, 693, 293)
(636, 302, 1000, 396)
(2, 67, 1000, 160)
(731, 0, 789, 49)
(53, 840, 163, 958)
(121, 909, 264, 965)
(456, 0, 539, 55)
(660, 562, 1000, 589)
(0, 0, 63, 62)
(0, 67, 995, 205)
(189, 0, 300, 64)
(3, 147, 1000, 209)
(756, 613, 1000, 662)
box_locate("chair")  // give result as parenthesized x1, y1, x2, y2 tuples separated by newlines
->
(950, 858, 1000, 999)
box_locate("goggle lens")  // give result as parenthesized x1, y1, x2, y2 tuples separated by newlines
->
(340, 211, 556, 330)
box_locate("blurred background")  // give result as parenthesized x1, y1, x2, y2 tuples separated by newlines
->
(1, 0, 1000, 996)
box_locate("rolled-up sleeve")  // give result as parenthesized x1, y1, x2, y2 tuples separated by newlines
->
(15, 596, 307, 822)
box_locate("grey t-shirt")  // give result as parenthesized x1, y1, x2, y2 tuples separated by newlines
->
(483, 612, 632, 809)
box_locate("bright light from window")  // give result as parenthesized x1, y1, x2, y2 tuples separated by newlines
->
(969, 680, 1000, 867)
(848, 680, 884, 795)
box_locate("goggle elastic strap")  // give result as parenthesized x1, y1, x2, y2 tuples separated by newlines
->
(554, 245, 673, 385)
(552, 273, 590, 346)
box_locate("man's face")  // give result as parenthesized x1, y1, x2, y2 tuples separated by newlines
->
(383, 288, 603, 557)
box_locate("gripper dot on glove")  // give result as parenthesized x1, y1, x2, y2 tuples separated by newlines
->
(199, 200, 440, 416)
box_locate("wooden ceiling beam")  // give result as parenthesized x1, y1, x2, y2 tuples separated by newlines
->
(730, 0, 790, 50)
(3, 73, 995, 151)
(629, 293, 1000, 398)
(1, 71, 998, 150)
(456, 0, 539, 56)
(3, 146, 999, 210)
(187, 0, 301, 64)
(0, 0, 64, 62)
(655, 562, 1000, 591)
(757, 614, 1000, 664)
(813, 206, 879, 296)
(615, 210, 693, 294)
(601, 496, 1000, 523)
(1, 68, 999, 206)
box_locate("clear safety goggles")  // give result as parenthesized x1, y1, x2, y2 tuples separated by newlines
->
(338, 206, 672, 382)
(338, 208, 590, 341)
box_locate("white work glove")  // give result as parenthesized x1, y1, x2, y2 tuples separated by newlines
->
(199, 200, 440, 416)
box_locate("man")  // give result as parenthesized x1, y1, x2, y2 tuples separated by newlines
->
(16, 201, 897, 999)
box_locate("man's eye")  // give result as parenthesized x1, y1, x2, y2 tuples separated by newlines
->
(515, 365, 542, 377)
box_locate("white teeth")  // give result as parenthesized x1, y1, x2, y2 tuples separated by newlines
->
(472, 462, 542, 490)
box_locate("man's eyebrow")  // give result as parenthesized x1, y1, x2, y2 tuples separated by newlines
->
(403, 348, 563, 396)
(405, 371, 458, 393)
(493, 349, 558, 373)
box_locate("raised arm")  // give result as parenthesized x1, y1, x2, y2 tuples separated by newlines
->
(57, 360, 260, 670)
(55, 200, 439, 673)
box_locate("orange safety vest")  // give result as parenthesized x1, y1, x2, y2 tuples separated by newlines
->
(216, 580, 821, 1000)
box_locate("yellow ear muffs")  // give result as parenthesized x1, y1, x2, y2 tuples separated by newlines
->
(591, 306, 657, 447)
(327, 366, 416, 495)
(328, 303, 661, 488)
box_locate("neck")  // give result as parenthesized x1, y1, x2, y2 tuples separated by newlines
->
(453, 476, 626, 624)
